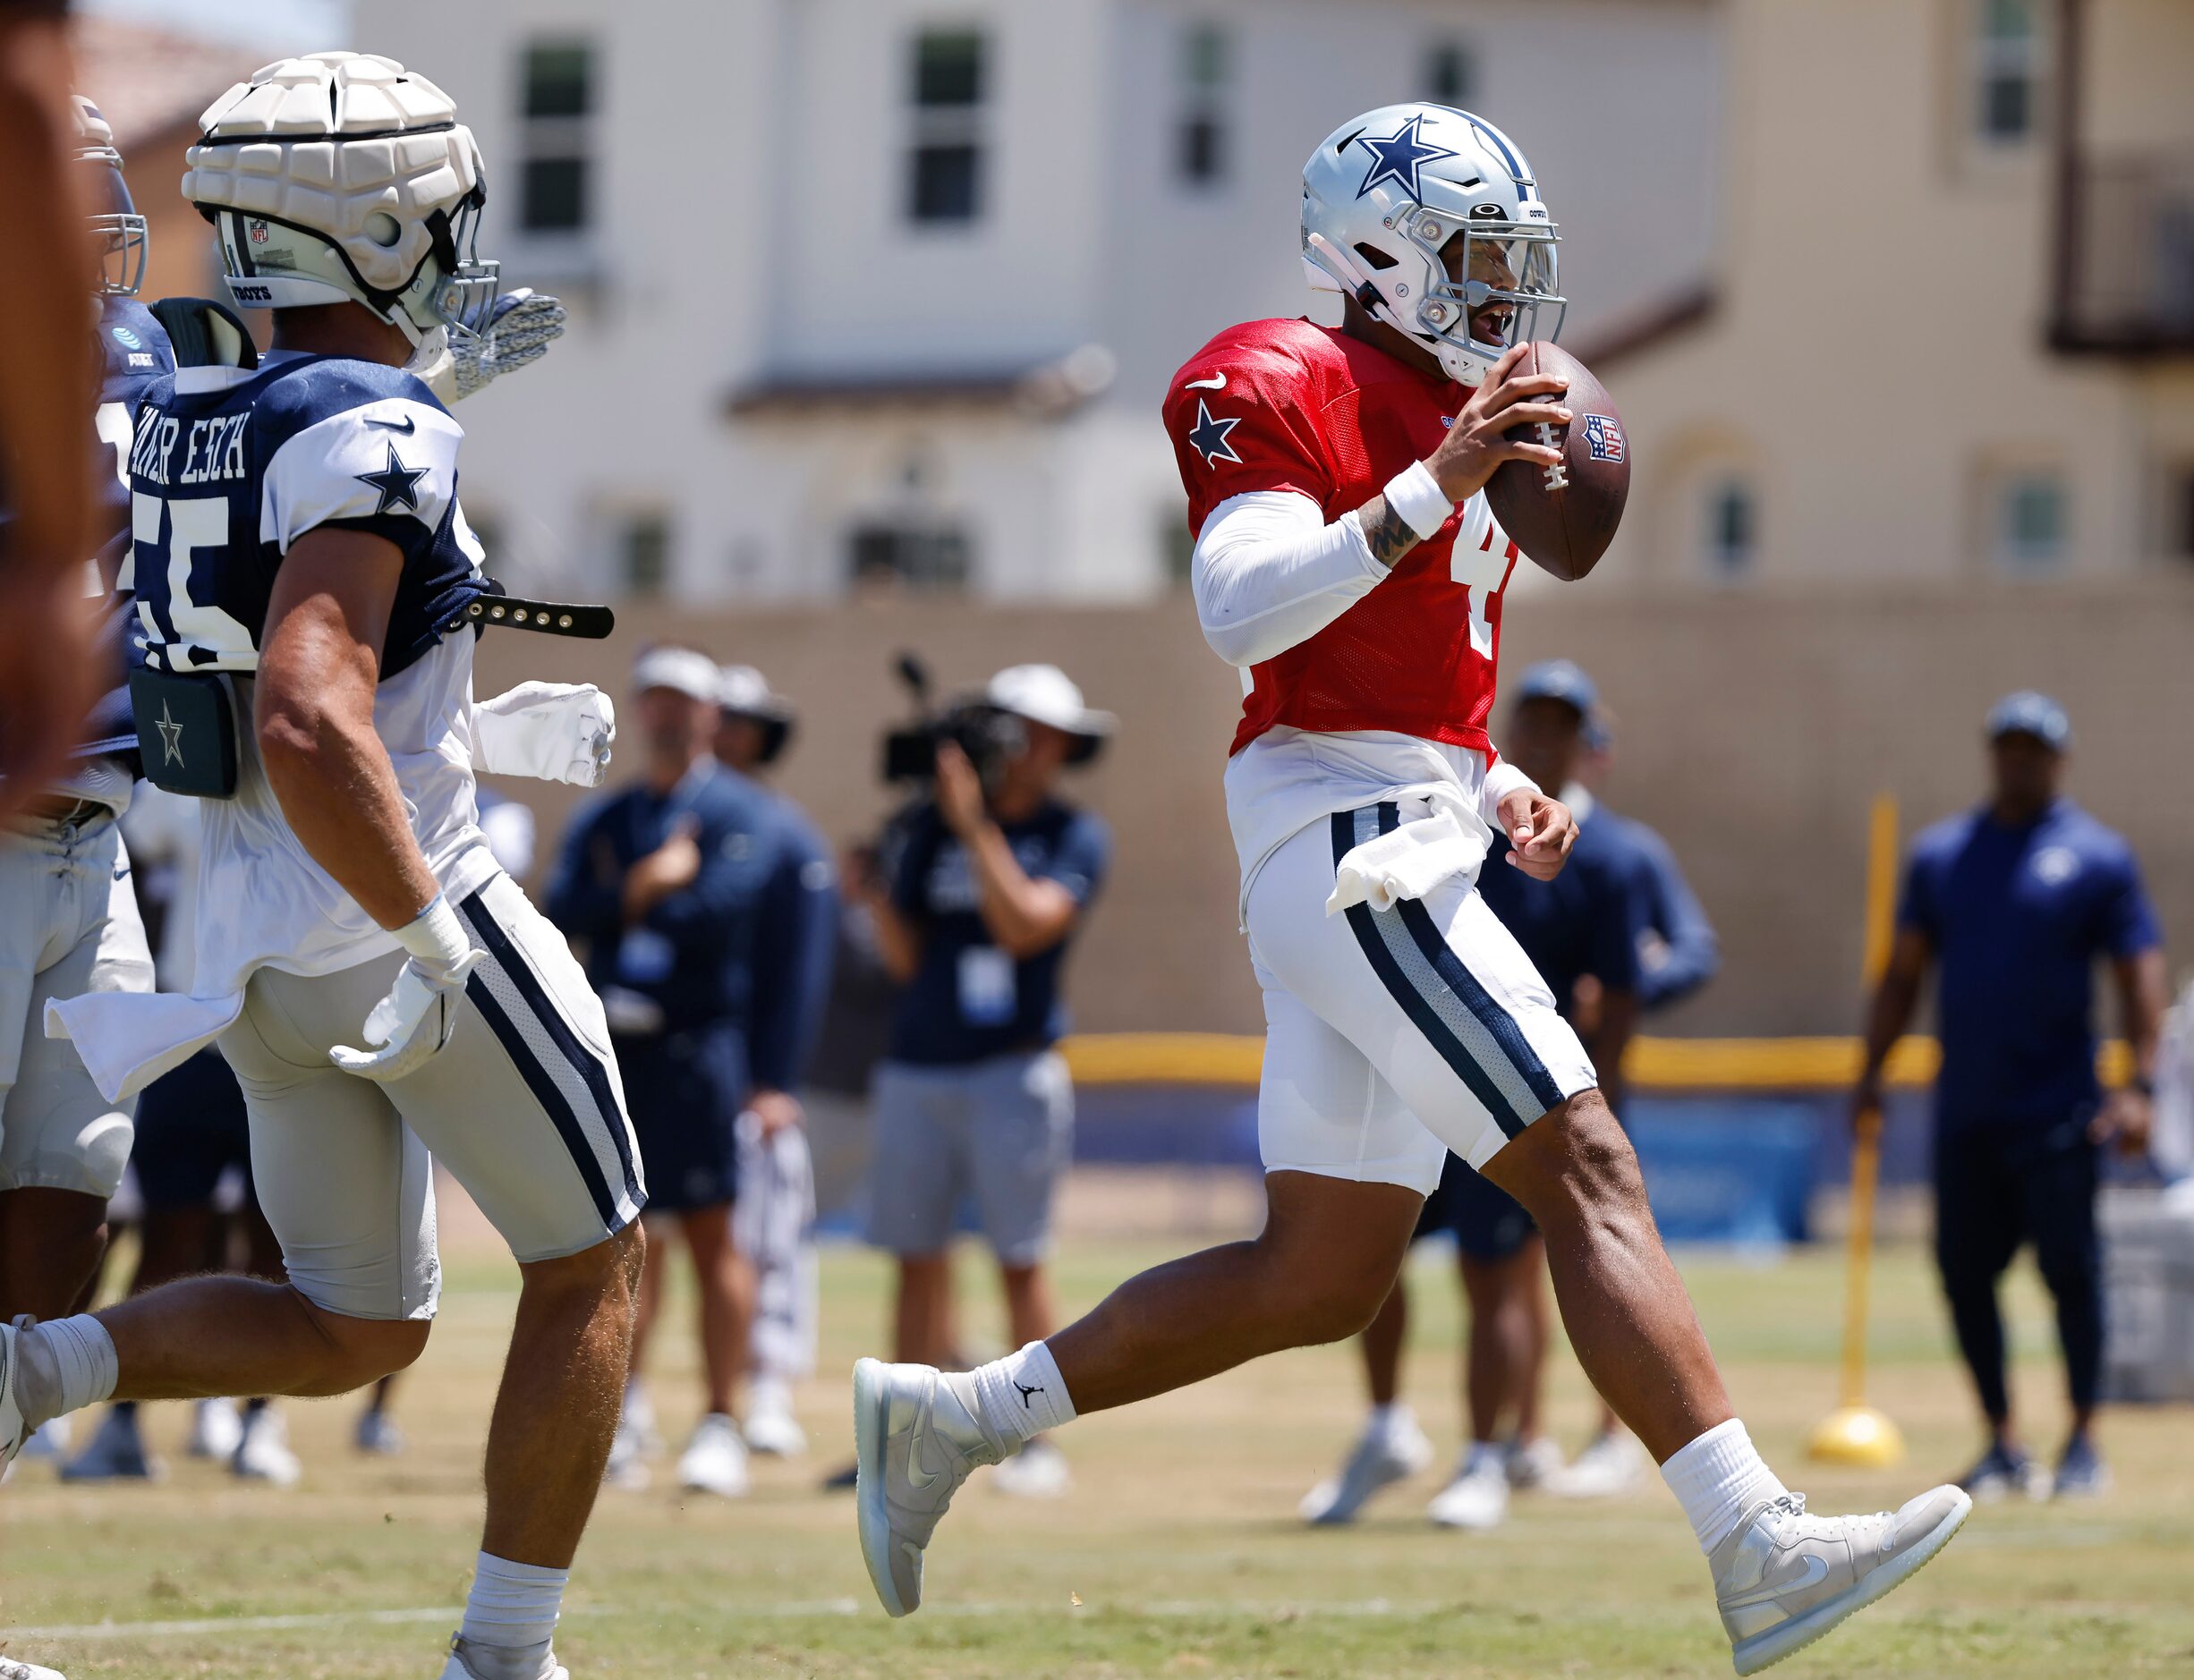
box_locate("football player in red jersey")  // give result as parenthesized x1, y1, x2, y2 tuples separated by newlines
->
(854, 104, 1970, 1674)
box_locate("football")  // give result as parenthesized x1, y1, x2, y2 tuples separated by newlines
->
(1482, 341, 1630, 581)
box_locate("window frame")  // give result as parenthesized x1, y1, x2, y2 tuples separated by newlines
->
(906, 27, 990, 228)
(517, 38, 598, 235)
(1988, 467, 2071, 576)
(1969, 0, 2048, 149)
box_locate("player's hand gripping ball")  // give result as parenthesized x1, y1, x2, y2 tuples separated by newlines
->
(1483, 342, 1630, 581)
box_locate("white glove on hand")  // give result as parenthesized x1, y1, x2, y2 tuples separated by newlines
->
(450, 289, 567, 400)
(330, 895, 484, 1082)
(472, 682, 616, 787)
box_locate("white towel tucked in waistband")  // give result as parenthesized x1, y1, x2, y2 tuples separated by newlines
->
(1324, 796, 1492, 917)
(46, 988, 245, 1104)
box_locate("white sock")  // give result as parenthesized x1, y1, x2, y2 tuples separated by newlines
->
(750, 1373, 794, 1416)
(968, 1340, 1076, 1444)
(13, 1315, 118, 1430)
(1366, 1401, 1410, 1438)
(1661, 1419, 1788, 1553)
(455, 1551, 566, 1680)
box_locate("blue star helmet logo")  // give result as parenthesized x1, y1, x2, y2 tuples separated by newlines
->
(1353, 113, 1460, 201)
(1185, 399, 1242, 467)
(356, 442, 428, 516)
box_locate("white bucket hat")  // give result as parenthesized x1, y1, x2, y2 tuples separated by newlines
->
(985, 664, 1115, 765)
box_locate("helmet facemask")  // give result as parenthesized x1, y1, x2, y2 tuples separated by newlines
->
(1392, 204, 1563, 386)
(80, 144, 149, 296)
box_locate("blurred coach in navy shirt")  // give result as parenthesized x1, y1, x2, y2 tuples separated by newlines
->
(1856, 692, 2165, 1502)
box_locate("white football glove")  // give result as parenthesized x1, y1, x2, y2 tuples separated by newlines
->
(450, 289, 567, 400)
(329, 895, 484, 1082)
(472, 682, 616, 787)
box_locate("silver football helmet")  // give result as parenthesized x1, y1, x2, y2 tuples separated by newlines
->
(1301, 103, 1564, 386)
(73, 96, 149, 296)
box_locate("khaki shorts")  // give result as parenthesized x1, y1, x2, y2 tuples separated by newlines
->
(218, 872, 645, 1320)
(0, 813, 150, 1197)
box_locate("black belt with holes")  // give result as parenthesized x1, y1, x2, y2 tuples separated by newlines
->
(453, 594, 617, 640)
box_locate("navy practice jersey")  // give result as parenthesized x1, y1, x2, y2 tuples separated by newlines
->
(122, 352, 489, 680)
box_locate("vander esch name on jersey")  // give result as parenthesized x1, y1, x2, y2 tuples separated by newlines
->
(127, 404, 250, 488)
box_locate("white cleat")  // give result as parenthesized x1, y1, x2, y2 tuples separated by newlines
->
(1714, 1486, 1971, 1676)
(59, 1406, 158, 1482)
(232, 1406, 302, 1487)
(743, 1380, 808, 1458)
(990, 1437, 1071, 1498)
(1297, 1407, 1434, 1525)
(1545, 1428, 1648, 1498)
(188, 1396, 244, 1461)
(0, 1656, 69, 1679)
(1427, 1444, 1509, 1530)
(436, 1634, 566, 1679)
(355, 1405, 406, 1456)
(853, 1357, 1006, 1617)
(676, 1413, 751, 1498)
(603, 1413, 651, 1491)
(1503, 1433, 1565, 1490)
(619, 1378, 663, 1455)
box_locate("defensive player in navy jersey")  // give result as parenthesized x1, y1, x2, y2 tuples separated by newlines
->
(853, 101, 1969, 1674)
(6, 55, 626, 1680)
(1857, 692, 2164, 1502)
(0, 97, 163, 1343)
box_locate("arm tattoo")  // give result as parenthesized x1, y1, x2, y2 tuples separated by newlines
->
(1356, 495, 1422, 571)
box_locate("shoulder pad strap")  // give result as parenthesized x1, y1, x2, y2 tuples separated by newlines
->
(148, 297, 259, 370)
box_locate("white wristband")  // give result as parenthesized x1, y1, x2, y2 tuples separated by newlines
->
(1384, 459, 1457, 543)
(393, 893, 472, 972)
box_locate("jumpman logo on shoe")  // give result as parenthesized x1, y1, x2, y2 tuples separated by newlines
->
(1013, 1381, 1045, 1410)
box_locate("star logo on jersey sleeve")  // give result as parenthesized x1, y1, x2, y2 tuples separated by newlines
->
(1353, 113, 1459, 200)
(356, 442, 427, 516)
(1185, 398, 1243, 467)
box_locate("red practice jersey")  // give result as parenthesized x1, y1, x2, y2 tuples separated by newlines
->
(1164, 318, 1519, 759)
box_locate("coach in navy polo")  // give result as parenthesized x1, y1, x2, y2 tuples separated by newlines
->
(1856, 692, 2166, 1501)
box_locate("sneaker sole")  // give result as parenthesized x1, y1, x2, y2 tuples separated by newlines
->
(1731, 1489, 1973, 1676)
(1299, 1442, 1433, 1526)
(852, 1358, 912, 1617)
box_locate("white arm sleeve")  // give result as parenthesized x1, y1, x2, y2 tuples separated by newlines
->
(1480, 759, 1540, 829)
(1190, 489, 1389, 667)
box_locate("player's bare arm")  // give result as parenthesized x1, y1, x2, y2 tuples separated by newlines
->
(2091, 946, 2166, 1154)
(255, 527, 442, 929)
(933, 742, 1079, 958)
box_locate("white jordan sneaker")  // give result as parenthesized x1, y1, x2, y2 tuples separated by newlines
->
(0, 1656, 69, 1678)
(60, 1405, 157, 1482)
(1427, 1444, 1509, 1530)
(1712, 1486, 1972, 1675)
(436, 1634, 566, 1679)
(1545, 1428, 1648, 1498)
(676, 1413, 751, 1498)
(232, 1406, 302, 1487)
(188, 1396, 244, 1461)
(1297, 1407, 1434, 1525)
(991, 1437, 1071, 1498)
(853, 1357, 1008, 1617)
(743, 1379, 808, 1458)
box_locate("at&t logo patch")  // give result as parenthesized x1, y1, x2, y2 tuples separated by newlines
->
(1582, 413, 1626, 464)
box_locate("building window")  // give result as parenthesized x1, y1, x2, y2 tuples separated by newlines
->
(1992, 470, 2068, 573)
(1424, 39, 1475, 106)
(621, 513, 670, 597)
(906, 30, 986, 225)
(1175, 23, 1229, 188)
(519, 40, 595, 233)
(849, 519, 971, 589)
(1704, 479, 1756, 579)
(1972, 0, 2045, 146)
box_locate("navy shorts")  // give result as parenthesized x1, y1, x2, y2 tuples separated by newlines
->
(616, 1029, 743, 1215)
(132, 1047, 253, 1209)
(1414, 1150, 1537, 1261)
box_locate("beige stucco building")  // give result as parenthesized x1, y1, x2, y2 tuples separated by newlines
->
(1587, 0, 2194, 591)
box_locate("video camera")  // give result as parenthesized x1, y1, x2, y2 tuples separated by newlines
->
(880, 653, 1025, 792)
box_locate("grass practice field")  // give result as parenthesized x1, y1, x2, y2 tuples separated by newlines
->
(6, 1205, 2194, 1678)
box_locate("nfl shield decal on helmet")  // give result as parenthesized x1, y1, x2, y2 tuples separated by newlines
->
(249, 217, 269, 244)
(1582, 413, 1625, 464)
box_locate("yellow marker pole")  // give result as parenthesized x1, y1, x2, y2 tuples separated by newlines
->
(1807, 792, 1909, 1467)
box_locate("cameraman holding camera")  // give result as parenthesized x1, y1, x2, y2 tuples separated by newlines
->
(855, 665, 1112, 1498)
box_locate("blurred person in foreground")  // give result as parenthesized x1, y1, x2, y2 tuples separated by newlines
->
(1302, 661, 1663, 1531)
(19, 52, 630, 1680)
(0, 0, 100, 827)
(714, 665, 837, 1457)
(547, 646, 784, 1498)
(1855, 692, 2165, 1501)
(852, 102, 1969, 1675)
(854, 665, 1110, 1499)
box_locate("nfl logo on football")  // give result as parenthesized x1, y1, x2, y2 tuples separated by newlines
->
(1583, 412, 1626, 464)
